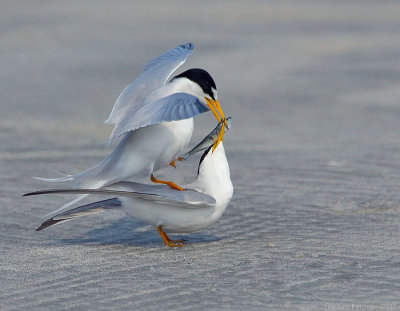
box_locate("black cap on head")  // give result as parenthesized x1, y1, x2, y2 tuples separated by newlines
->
(173, 68, 217, 100)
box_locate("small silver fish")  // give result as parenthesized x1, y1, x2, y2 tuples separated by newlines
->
(178, 116, 232, 162)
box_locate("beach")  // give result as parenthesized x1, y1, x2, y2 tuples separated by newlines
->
(1, 1, 400, 310)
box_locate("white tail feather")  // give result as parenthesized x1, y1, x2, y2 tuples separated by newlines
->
(45, 194, 89, 217)
(33, 175, 73, 183)
(44, 179, 108, 217)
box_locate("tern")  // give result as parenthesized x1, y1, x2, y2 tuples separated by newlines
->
(36, 43, 227, 214)
(24, 142, 233, 247)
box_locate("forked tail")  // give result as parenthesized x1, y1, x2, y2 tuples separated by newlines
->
(33, 169, 108, 217)
(43, 178, 108, 217)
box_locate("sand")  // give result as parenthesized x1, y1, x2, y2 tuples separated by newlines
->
(1, 1, 400, 310)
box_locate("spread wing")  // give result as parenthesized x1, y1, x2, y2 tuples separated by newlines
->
(23, 181, 216, 209)
(107, 92, 209, 146)
(105, 43, 194, 129)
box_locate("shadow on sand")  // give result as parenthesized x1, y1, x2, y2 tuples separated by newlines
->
(57, 217, 221, 248)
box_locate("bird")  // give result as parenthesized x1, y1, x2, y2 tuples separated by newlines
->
(35, 43, 228, 215)
(24, 142, 233, 247)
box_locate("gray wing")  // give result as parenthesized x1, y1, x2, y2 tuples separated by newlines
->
(107, 92, 209, 145)
(36, 198, 121, 231)
(105, 43, 194, 126)
(107, 181, 215, 208)
(23, 181, 216, 209)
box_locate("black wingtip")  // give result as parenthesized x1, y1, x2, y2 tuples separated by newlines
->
(23, 190, 47, 197)
(23, 189, 70, 197)
(35, 218, 64, 231)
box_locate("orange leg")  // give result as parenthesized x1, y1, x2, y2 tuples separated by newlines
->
(169, 157, 183, 168)
(151, 174, 184, 191)
(157, 225, 185, 247)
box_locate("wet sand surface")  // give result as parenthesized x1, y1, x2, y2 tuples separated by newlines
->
(1, 1, 400, 310)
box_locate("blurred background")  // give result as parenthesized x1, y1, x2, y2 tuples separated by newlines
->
(1, 1, 400, 310)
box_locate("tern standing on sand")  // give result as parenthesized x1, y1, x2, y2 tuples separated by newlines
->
(25, 137, 233, 247)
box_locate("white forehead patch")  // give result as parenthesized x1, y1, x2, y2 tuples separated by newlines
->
(212, 88, 218, 100)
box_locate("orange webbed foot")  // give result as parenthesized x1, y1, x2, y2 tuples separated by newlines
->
(157, 226, 185, 247)
(151, 174, 184, 191)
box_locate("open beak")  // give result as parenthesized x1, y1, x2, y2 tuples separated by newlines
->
(205, 98, 227, 151)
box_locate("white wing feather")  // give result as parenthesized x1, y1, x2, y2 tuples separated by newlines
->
(105, 43, 194, 126)
(24, 181, 216, 209)
(107, 93, 209, 146)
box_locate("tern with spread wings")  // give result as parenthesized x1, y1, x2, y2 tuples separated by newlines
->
(36, 43, 228, 214)
(25, 140, 233, 247)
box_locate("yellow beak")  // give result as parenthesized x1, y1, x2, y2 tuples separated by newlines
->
(205, 98, 227, 151)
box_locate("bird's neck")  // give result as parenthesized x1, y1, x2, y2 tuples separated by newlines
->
(197, 143, 233, 208)
(168, 77, 206, 102)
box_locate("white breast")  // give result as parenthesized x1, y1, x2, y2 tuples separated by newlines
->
(153, 118, 194, 171)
